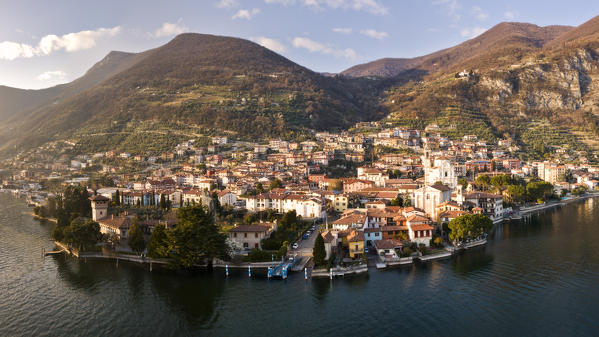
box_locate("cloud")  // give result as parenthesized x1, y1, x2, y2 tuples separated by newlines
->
(37, 70, 67, 81)
(232, 8, 261, 19)
(153, 21, 189, 38)
(265, 0, 388, 15)
(471, 6, 488, 21)
(0, 26, 121, 61)
(504, 11, 517, 20)
(252, 36, 286, 53)
(292, 37, 356, 59)
(333, 27, 353, 34)
(215, 0, 239, 8)
(460, 27, 487, 39)
(264, 0, 296, 4)
(360, 29, 388, 40)
(433, 0, 461, 22)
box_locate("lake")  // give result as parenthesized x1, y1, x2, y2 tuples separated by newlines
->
(1, 193, 598, 336)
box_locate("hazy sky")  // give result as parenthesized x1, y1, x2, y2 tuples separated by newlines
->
(1, 0, 598, 89)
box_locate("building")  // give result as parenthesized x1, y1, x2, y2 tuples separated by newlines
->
(90, 195, 130, 239)
(464, 192, 503, 221)
(228, 222, 277, 250)
(90, 195, 109, 221)
(347, 230, 365, 259)
(374, 239, 402, 259)
(406, 214, 434, 246)
(414, 184, 452, 220)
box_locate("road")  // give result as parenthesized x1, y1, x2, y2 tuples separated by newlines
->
(290, 222, 321, 257)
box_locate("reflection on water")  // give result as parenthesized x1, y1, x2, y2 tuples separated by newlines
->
(1, 193, 599, 336)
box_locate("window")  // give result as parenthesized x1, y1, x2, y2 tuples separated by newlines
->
(255, 233, 258, 238)
(375, 232, 379, 237)
(244, 233, 247, 238)
(255, 243, 259, 248)
(234, 233, 237, 238)
(243, 243, 248, 248)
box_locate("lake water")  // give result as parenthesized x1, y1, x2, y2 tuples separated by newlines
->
(1, 193, 598, 336)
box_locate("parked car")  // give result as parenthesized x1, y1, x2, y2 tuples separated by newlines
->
(292, 243, 299, 249)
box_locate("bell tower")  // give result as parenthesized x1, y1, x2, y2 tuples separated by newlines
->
(89, 195, 110, 221)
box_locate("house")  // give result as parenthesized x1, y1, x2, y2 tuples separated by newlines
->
(347, 230, 365, 259)
(374, 239, 402, 259)
(228, 221, 277, 251)
(217, 190, 237, 207)
(332, 194, 348, 213)
(464, 192, 503, 221)
(342, 178, 375, 193)
(97, 215, 132, 240)
(331, 213, 367, 231)
(406, 214, 434, 246)
(321, 230, 336, 260)
(364, 227, 382, 247)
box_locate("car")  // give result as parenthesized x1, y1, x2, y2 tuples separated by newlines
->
(292, 243, 299, 249)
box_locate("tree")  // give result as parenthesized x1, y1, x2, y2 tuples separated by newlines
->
(475, 175, 491, 190)
(313, 233, 326, 267)
(458, 178, 469, 191)
(147, 224, 169, 258)
(128, 221, 146, 254)
(506, 185, 526, 204)
(160, 194, 167, 209)
(115, 190, 121, 206)
(255, 182, 264, 194)
(54, 218, 101, 251)
(448, 214, 492, 244)
(526, 181, 553, 202)
(167, 205, 230, 268)
(269, 179, 283, 190)
(390, 195, 403, 206)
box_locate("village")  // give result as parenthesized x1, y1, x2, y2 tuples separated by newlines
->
(2, 120, 599, 276)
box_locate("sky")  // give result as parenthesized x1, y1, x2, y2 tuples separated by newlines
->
(1, 0, 598, 89)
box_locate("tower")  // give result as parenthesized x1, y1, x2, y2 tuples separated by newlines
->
(89, 195, 110, 221)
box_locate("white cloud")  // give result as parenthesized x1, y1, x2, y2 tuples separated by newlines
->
(360, 29, 388, 40)
(460, 27, 487, 38)
(504, 11, 517, 20)
(37, 70, 67, 81)
(215, 0, 239, 8)
(333, 27, 353, 34)
(264, 0, 296, 4)
(433, 0, 461, 22)
(292, 37, 356, 59)
(232, 8, 261, 19)
(265, 0, 388, 15)
(472, 6, 488, 21)
(0, 41, 37, 60)
(252, 36, 286, 53)
(0, 26, 121, 61)
(153, 21, 189, 38)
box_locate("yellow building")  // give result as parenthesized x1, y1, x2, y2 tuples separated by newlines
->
(347, 230, 365, 259)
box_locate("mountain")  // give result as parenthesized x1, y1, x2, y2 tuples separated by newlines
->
(371, 17, 599, 161)
(0, 50, 146, 124)
(0, 85, 63, 122)
(0, 33, 382, 155)
(342, 22, 573, 78)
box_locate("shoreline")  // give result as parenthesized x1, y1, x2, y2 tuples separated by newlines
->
(32, 191, 599, 279)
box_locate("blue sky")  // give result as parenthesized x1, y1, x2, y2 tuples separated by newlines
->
(1, 0, 598, 89)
